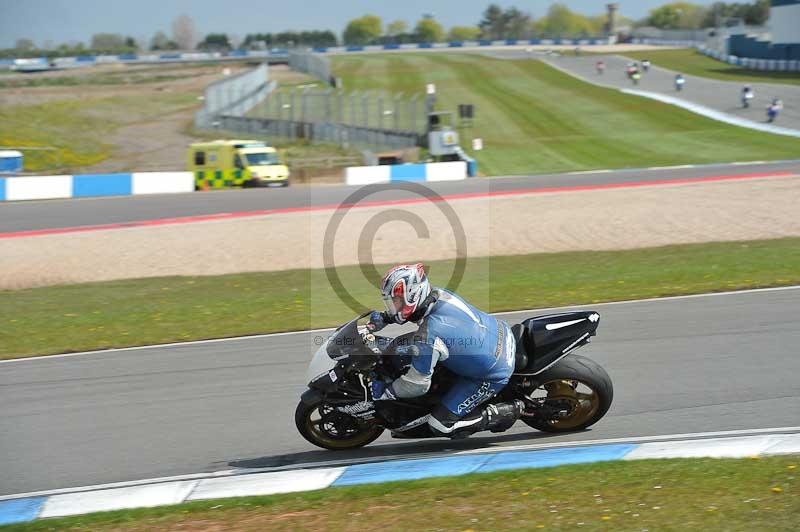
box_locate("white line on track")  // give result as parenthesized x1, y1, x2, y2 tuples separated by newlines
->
(453, 426, 800, 456)
(647, 164, 696, 170)
(1, 425, 797, 502)
(2, 285, 798, 365)
(565, 169, 613, 175)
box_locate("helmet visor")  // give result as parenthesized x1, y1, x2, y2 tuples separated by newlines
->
(382, 294, 405, 316)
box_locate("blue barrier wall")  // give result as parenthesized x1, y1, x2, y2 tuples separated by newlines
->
(389, 164, 427, 182)
(345, 161, 469, 185)
(2, 39, 626, 76)
(72, 174, 132, 198)
(729, 34, 800, 60)
(1, 172, 195, 202)
(3, 39, 619, 71)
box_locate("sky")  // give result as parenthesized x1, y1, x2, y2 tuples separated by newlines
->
(0, 0, 722, 49)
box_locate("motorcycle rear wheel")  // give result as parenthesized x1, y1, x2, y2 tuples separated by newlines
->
(522, 354, 613, 433)
(295, 400, 384, 450)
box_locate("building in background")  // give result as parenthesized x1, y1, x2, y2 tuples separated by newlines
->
(770, 0, 800, 45)
(728, 0, 800, 60)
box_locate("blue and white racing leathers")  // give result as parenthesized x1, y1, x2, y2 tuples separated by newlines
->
(387, 289, 516, 431)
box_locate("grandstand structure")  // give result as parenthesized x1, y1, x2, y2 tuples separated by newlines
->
(727, 0, 800, 60)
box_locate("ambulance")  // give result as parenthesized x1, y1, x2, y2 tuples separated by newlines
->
(188, 140, 290, 188)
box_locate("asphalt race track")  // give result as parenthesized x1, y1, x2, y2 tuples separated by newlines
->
(1, 160, 799, 234)
(1, 287, 799, 496)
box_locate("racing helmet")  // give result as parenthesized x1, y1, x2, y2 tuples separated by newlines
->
(380, 263, 431, 324)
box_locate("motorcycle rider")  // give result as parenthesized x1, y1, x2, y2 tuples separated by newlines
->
(767, 98, 783, 123)
(741, 85, 754, 108)
(367, 263, 524, 438)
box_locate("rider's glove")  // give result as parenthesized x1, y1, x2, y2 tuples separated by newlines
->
(367, 311, 389, 332)
(371, 379, 396, 401)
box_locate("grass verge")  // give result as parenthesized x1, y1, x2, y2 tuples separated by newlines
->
(1, 238, 799, 360)
(0, 63, 255, 89)
(3, 455, 798, 531)
(0, 93, 197, 172)
(623, 48, 800, 86)
(331, 53, 800, 176)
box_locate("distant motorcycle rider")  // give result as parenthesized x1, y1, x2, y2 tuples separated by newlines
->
(741, 85, 754, 108)
(767, 98, 783, 123)
(367, 263, 524, 438)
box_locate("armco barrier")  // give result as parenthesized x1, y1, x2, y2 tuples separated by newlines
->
(0, 172, 194, 202)
(3, 38, 621, 72)
(697, 45, 800, 72)
(345, 161, 467, 185)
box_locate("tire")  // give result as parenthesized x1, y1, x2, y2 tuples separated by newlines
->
(295, 399, 384, 450)
(522, 354, 613, 433)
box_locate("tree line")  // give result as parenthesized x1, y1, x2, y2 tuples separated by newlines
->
(338, 1, 770, 45)
(340, 6, 611, 46)
(1, 1, 772, 59)
(643, 1, 769, 30)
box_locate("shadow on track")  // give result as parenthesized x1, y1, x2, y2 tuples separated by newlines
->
(229, 428, 584, 470)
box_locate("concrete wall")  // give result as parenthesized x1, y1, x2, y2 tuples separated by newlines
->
(344, 161, 467, 185)
(0, 172, 194, 202)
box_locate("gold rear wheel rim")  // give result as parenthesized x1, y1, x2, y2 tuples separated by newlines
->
(535, 379, 601, 430)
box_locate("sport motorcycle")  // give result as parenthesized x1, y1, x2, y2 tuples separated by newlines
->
(296, 311, 613, 450)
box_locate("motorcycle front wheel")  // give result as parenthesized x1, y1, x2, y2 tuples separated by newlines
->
(295, 399, 384, 450)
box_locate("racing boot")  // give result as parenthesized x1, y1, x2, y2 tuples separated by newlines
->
(428, 400, 525, 439)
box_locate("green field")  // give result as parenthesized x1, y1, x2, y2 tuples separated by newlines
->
(331, 53, 800, 176)
(5, 53, 800, 174)
(0, 93, 197, 171)
(0, 63, 355, 173)
(0, 63, 243, 89)
(3, 455, 797, 531)
(624, 48, 800, 86)
(2, 238, 799, 360)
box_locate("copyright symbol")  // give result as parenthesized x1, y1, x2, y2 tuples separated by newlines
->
(322, 181, 468, 315)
